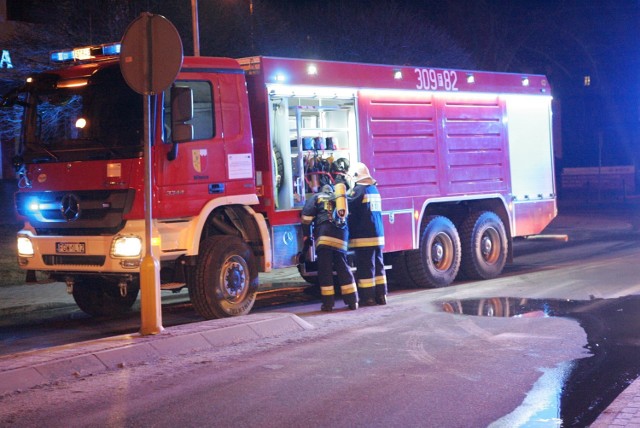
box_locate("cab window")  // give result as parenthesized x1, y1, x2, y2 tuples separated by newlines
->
(164, 80, 214, 142)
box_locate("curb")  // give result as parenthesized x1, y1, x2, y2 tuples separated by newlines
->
(0, 312, 314, 396)
(591, 377, 640, 427)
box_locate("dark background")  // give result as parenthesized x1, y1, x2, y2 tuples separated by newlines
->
(2, 0, 639, 171)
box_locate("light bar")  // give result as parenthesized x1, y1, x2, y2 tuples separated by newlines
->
(51, 50, 74, 62)
(50, 42, 121, 63)
(102, 44, 121, 56)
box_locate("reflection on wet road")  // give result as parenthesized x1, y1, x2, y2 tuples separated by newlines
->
(440, 296, 640, 427)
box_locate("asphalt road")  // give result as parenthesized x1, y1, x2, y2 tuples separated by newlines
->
(1, 205, 640, 426)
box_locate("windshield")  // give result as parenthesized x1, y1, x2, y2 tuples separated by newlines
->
(20, 65, 143, 163)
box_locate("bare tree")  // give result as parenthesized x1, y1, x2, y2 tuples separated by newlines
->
(263, 0, 473, 68)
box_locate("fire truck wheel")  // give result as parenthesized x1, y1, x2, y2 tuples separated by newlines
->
(190, 235, 259, 319)
(297, 265, 318, 286)
(407, 215, 461, 288)
(72, 279, 139, 317)
(387, 251, 419, 289)
(460, 211, 508, 280)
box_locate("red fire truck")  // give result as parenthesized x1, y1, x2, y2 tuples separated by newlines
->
(7, 43, 556, 319)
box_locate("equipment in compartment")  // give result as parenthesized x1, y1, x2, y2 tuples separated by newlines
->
(270, 93, 356, 211)
(304, 152, 350, 194)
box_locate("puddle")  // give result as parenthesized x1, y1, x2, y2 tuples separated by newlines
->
(439, 296, 640, 427)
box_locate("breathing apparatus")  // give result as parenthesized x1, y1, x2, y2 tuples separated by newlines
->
(332, 182, 348, 227)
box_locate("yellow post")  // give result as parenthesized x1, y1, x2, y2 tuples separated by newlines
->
(140, 253, 163, 335)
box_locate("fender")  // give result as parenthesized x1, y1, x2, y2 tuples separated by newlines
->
(414, 194, 511, 248)
(156, 194, 273, 271)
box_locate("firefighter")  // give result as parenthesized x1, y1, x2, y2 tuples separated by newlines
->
(301, 184, 359, 312)
(347, 162, 388, 306)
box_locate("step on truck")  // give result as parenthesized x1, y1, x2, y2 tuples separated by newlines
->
(5, 43, 556, 319)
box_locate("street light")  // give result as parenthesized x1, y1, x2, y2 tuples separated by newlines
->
(249, 0, 255, 53)
(191, 0, 200, 56)
(191, 0, 255, 57)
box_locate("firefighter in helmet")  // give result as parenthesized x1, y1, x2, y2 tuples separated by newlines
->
(347, 162, 388, 305)
(301, 184, 359, 312)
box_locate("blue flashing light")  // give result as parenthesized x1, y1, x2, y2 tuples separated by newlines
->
(25, 198, 40, 213)
(102, 43, 121, 56)
(51, 50, 75, 63)
(50, 42, 121, 63)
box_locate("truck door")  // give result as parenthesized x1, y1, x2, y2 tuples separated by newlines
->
(156, 77, 226, 219)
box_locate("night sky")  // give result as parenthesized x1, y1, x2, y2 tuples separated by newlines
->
(215, 0, 640, 169)
(6, 0, 640, 169)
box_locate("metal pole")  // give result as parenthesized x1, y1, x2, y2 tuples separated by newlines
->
(191, 0, 200, 56)
(250, 0, 255, 54)
(140, 16, 164, 335)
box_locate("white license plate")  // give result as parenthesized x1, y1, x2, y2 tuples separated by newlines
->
(56, 242, 86, 254)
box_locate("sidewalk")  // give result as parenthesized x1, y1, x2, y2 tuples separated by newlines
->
(0, 267, 318, 397)
(592, 380, 640, 427)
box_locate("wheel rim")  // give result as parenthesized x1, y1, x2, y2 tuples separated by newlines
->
(482, 302, 495, 317)
(478, 298, 503, 317)
(220, 255, 249, 303)
(481, 227, 501, 264)
(431, 232, 454, 271)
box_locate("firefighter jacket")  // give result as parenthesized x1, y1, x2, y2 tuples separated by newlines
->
(347, 183, 385, 248)
(301, 190, 349, 253)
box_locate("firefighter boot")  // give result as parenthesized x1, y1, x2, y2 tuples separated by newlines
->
(320, 286, 335, 312)
(341, 283, 359, 310)
(357, 279, 376, 306)
(375, 286, 388, 305)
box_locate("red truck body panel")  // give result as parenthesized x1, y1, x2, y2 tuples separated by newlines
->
(242, 56, 555, 254)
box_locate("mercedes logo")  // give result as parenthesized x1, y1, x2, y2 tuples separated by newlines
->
(60, 193, 81, 222)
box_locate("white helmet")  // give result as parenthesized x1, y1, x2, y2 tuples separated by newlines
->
(351, 162, 373, 183)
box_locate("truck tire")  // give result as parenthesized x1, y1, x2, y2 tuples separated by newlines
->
(72, 278, 139, 317)
(296, 250, 319, 285)
(189, 235, 259, 319)
(460, 211, 508, 280)
(406, 215, 461, 288)
(297, 263, 319, 286)
(387, 251, 418, 289)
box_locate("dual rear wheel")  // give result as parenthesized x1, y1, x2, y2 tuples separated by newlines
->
(402, 211, 508, 289)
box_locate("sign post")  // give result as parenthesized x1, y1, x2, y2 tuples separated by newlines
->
(120, 13, 183, 335)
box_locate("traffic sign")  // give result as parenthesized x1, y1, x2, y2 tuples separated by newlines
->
(120, 13, 183, 95)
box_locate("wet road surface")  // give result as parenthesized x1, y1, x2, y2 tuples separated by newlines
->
(440, 296, 640, 426)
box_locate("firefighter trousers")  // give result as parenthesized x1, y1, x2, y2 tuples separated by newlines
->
(355, 247, 387, 302)
(317, 247, 358, 309)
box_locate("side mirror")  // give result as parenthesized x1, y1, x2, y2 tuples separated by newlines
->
(170, 86, 194, 143)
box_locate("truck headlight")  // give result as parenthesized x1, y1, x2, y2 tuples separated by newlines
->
(111, 235, 142, 258)
(17, 236, 34, 257)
